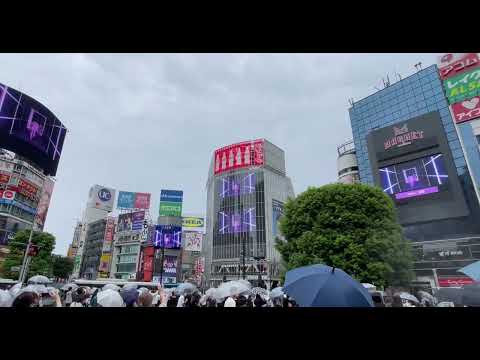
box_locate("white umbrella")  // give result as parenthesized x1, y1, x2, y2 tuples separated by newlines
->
(103, 283, 120, 292)
(122, 283, 137, 290)
(251, 287, 269, 297)
(397, 292, 419, 304)
(0, 290, 13, 307)
(97, 289, 124, 307)
(237, 279, 252, 289)
(205, 288, 217, 297)
(62, 283, 78, 291)
(27, 275, 51, 284)
(417, 290, 436, 305)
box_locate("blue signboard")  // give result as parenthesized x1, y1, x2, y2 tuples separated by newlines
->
(0, 199, 37, 215)
(117, 191, 135, 209)
(160, 189, 183, 203)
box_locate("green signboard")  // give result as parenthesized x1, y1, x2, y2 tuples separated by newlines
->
(444, 67, 480, 104)
(159, 201, 182, 217)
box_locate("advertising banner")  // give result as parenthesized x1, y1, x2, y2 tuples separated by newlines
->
(0, 189, 15, 200)
(34, 177, 54, 228)
(17, 178, 39, 199)
(160, 189, 183, 203)
(214, 139, 264, 175)
(183, 231, 203, 252)
(0, 172, 10, 184)
(443, 67, 480, 104)
(102, 217, 115, 253)
(195, 256, 205, 274)
(181, 216, 205, 232)
(438, 277, 474, 287)
(117, 191, 135, 209)
(0, 82, 67, 177)
(98, 254, 111, 273)
(117, 213, 133, 232)
(132, 210, 145, 231)
(159, 201, 182, 217)
(272, 199, 285, 239)
(88, 185, 115, 212)
(438, 53, 480, 80)
(153, 224, 182, 249)
(451, 96, 480, 124)
(163, 255, 177, 276)
(134, 192, 151, 209)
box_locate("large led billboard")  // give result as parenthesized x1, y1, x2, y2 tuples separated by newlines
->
(218, 208, 256, 234)
(379, 153, 449, 201)
(153, 224, 182, 249)
(0, 82, 67, 176)
(116, 191, 151, 210)
(214, 139, 264, 175)
(219, 173, 256, 198)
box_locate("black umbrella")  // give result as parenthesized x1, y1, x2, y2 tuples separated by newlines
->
(462, 282, 480, 306)
(434, 287, 464, 305)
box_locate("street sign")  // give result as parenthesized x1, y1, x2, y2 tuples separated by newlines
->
(10, 266, 20, 272)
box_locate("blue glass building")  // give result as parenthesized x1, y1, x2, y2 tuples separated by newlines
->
(349, 64, 480, 289)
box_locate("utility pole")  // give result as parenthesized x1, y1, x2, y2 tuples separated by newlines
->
(18, 224, 35, 284)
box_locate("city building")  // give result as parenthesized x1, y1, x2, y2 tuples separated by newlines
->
(204, 139, 295, 288)
(0, 82, 67, 257)
(111, 225, 143, 280)
(348, 63, 480, 289)
(337, 140, 360, 184)
(79, 218, 107, 279)
(67, 221, 82, 258)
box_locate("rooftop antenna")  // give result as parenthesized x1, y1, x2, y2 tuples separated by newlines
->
(395, 72, 402, 81)
(348, 98, 355, 107)
(418, 62, 423, 70)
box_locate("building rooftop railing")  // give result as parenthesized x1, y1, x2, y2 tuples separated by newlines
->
(337, 140, 356, 156)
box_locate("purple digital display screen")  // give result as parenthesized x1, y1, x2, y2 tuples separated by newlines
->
(218, 208, 256, 234)
(379, 153, 448, 200)
(153, 224, 182, 249)
(0, 82, 67, 176)
(219, 173, 256, 198)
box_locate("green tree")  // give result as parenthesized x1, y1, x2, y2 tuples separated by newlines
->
(276, 183, 413, 288)
(51, 255, 74, 280)
(2, 230, 56, 280)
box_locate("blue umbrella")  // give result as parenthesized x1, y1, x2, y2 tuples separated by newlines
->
(458, 260, 480, 281)
(283, 264, 374, 307)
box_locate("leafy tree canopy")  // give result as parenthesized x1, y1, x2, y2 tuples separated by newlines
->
(52, 255, 74, 279)
(276, 183, 413, 288)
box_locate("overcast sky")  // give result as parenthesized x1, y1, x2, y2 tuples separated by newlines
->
(0, 53, 439, 255)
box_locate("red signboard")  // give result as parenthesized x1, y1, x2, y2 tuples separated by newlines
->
(134, 192, 151, 210)
(439, 53, 480, 80)
(17, 178, 38, 198)
(438, 277, 474, 287)
(0, 189, 15, 200)
(0, 173, 10, 184)
(214, 139, 264, 175)
(451, 96, 480, 124)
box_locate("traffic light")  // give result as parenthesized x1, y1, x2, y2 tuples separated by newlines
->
(28, 245, 40, 257)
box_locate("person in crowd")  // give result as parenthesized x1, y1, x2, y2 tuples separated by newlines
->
(167, 290, 179, 307)
(192, 291, 202, 307)
(224, 290, 237, 307)
(159, 289, 169, 307)
(71, 287, 90, 307)
(65, 289, 73, 308)
(151, 289, 160, 307)
(12, 291, 41, 308)
(121, 288, 139, 307)
(254, 294, 266, 308)
(177, 292, 186, 307)
(138, 290, 153, 307)
(206, 295, 217, 307)
(199, 293, 207, 307)
(392, 295, 404, 307)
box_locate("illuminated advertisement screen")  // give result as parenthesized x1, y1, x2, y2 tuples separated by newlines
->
(219, 172, 256, 198)
(218, 208, 256, 234)
(0, 82, 67, 176)
(379, 153, 449, 200)
(153, 224, 182, 249)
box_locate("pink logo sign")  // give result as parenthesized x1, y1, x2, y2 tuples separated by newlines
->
(214, 139, 264, 175)
(439, 53, 480, 80)
(438, 277, 474, 287)
(451, 96, 480, 124)
(384, 124, 424, 150)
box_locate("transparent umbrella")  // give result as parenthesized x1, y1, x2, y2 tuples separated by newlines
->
(62, 283, 79, 291)
(176, 282, 197, 295)
(237, 279, 252, 289)
(251, 287, 269, 298)
(269, 287, 284, 299)
(9, 283, 23, 297)
(397, 292, 419, 304)
(216, 281, 250, 299)
(97, 289, 125, 307)
(205, 288, 217, 297)
(122, 283, 138, 290)
(27, 275, 51, 284)
(103, 283, 120, 292)
(0, 289, 13, 307)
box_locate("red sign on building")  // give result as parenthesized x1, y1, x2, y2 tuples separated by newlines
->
(438, 277, 474, 287)
(0, 173, 10, 184)
(439, 53, 480, 80)
(451, 96, 480, 124)
(17, 179, 38, 199)
(214, 139, 264, 175)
